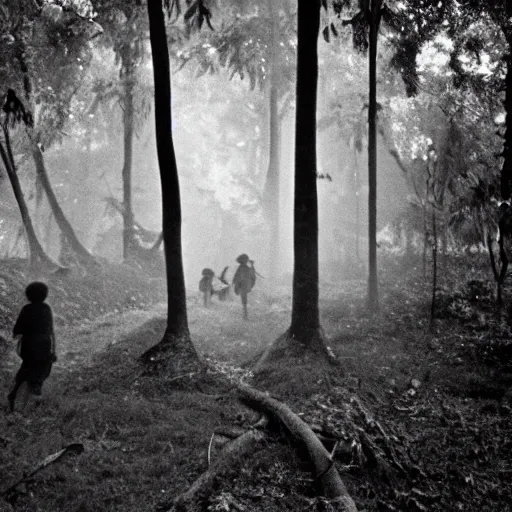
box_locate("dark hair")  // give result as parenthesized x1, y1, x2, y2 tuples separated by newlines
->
(25, 281, 48, 303)
(236, 253, 249, 264)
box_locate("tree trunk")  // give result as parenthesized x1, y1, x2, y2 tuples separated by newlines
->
(121, 61, 136, 261)
(0, 135, 59, 271)
(253, 0, 339, 372)
(31, 142, 97, 268)
(142, 0, 200, 369)
(353, 148, 361, 262)
(367, 0, 382, 313)
(430, 208, 437, 327)
(290, 0, 321, 341)
(262, 0, 281, 277)
(500, 24, 512, 201)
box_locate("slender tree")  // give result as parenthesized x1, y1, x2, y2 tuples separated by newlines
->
(92, 1, 149, 261)
(255, 0, 335, 370)
(30, 141, 97, 267)
(1, 1, 99, 268)
(261, 0, 282, 276)
(367, 0, 382, 312)
(0, 92, 60, 271)
(141, 0, 201, 371)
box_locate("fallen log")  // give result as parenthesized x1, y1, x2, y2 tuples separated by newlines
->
(238, 385, 358, 512)
(173, 425, 267, 512)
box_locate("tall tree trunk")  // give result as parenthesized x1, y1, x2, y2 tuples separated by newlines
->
(30, 143, 96, 267)
(122, 62, 136, 261)
(0, 135, 58, 270)
(290, 0, 321, 341)
(430, 208, 438, 327)
(254, 0, 337, 373)
(142, 0, 199, 368)
(262, 0, 281, 277)
(353, 148, 361, 262)
(367, 0, 382, 313)
(501, 30, 512, 201)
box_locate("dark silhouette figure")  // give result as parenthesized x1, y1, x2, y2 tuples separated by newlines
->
(199, 267, 231, 307)
(232, 254, 256, 319)
(199, 268, 215, 307)
(8, 282, 56, 412)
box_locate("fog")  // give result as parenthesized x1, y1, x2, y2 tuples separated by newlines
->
(0, 43, 409, 290)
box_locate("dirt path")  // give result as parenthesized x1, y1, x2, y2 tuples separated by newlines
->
(1, 280, 380, 393)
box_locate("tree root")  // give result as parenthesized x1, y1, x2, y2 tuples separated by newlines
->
(140, 331, 202, 379)
(237, 385, 358, 511)
(254, 329, 339, 373)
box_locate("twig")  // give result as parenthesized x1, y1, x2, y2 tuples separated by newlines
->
(167, 372, 197, 383)
(207, 432, 215, 467)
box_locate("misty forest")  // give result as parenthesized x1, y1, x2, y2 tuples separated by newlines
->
(0, 0, 511, 510)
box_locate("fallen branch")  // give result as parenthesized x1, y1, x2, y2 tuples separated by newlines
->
(237, 385, 358, 511)
(173, 423, 268, 512)
(1, 443, 84, 500)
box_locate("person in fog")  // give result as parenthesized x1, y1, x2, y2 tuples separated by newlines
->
(232, 254, 256, 319)
(7, 282, 57, 413)
(199, 268, 215, 307)
(199, 267, 231, 307)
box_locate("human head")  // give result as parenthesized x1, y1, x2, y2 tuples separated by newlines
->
(236, 253, 249, 264)
(25, 281, 48, 303)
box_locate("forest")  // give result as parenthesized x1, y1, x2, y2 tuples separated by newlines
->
(0, 0, 511, 511)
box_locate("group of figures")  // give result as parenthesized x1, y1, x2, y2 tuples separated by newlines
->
(199, 253, 257, 319)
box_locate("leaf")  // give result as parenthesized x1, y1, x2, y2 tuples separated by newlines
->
(184, 1, 198, 22)
(323, 25, 330, 43)
(321, 0, 328, 11)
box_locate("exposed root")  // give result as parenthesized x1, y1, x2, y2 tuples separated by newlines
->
(254, 328, 339, 374)
(237, 385, 358, 511)
(139, 332, 203, 382)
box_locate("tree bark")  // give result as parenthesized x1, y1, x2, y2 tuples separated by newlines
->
(262, 0, 281, 277)
(367, 0, 382, 313)
(30, 143, 97, 268)
(121, 58, 136, 261)
(143, 0, 199, 368)
(290, 0, 321, 341)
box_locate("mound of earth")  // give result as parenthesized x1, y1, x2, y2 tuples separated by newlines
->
(0, 258, 166, 333)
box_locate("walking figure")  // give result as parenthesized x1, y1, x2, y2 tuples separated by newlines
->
(199, 268, 215, 308)
(7, 282, 57, 413)
(199, 267, 231, 307)
(232, 254, 256, 319)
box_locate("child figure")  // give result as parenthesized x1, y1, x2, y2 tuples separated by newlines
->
(8, 282, 57, 413)
(232, 254, 256, 319)
(199, 268, 215, 308)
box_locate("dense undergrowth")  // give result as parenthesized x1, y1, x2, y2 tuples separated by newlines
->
(0, 254, 511, 511)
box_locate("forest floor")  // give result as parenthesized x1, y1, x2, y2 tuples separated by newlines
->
(0, 255, 511, 511)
